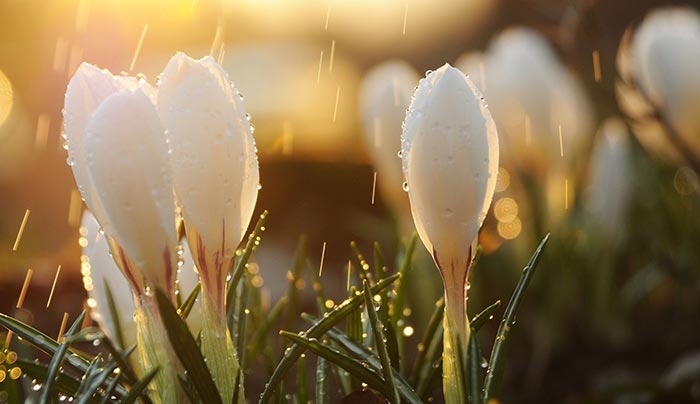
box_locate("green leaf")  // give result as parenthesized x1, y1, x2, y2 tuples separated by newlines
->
(42, 311, 86, 403)
(102, 339, 138, 385)
(179, 282, 201, 320)
(410, 297, 444, 385)
(468, 333, 483, 404)
(100, 372, 123, 404)
(258, 273, 400, 404)
(121, 367, 159, 404)
(318, 323, 423, 404)
(74, 360, 118, 404)
(296, 353, 309, 404)
(280, 331, 391, 398)
(16, 358, 84, 401)
(363, 280, 400, 404)
(155, 288, 223, 404)
(483, 233, 550, 401)
(390, 234, 417, 327)
(350, 241, 372, 282)
(103, 280, 125, 350)
(315, 355, 329, 404)
(0, 313, 91, 371)
(471, 300, 501, 332)
(226, 210, 268, 320)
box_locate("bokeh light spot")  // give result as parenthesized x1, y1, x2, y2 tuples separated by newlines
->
(497, 217, 522, 240)
(0, 69, 13, 129)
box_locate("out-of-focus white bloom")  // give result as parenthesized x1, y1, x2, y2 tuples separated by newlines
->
(359, 60, 418, 228)
(64, 64, 178, 297)
(474, 27, 593, 175)
(402, 64, 499, 272)
(158, 53, 259, 309)
(616, 7, 700, 162)
(454, 52, 486, 93)
(585, 118, 633, 242)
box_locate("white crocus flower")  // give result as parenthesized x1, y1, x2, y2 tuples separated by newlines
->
(359, 60, 418, 233)
(64, 66, 182, 404)
(158, 52, 258, 404)
(585, 118, 633, 243)
(401, 64, 499, 404)
(616, 7, 700, 164)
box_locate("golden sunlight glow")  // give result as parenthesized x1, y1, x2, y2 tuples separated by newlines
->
(0, 69, 14, 129)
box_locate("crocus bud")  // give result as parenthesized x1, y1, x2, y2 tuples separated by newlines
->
(158, 52, 257, 404)
(585, 118, 633, 243)
(359, 60, 418, 232)
(401, 64, 498, 404)
(616, 7, 700, 163)
(158, 52, 259, 310)
(82, 88, 178, 296)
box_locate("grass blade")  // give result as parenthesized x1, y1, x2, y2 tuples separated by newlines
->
(468, 333, 483, 404)
(121, 367, 159, 404)
(41, 311, 86, 403)
(104, 281, 126, 350)
(363, 280, 400, 404)
(226, 210, 268, 320)
(179, 282, 201, 319)
(471, 300, 501, 332)
(280, 331, 391, 398)
(74, 360, 118, 404)
(483, 233, 550, 401)
(17, 358, 83, 401)
(410, 297, 444, 384)
(315, 355, 329, 404)
(0, 313, 91, 371)
(258, 273, 400, 404)
(318, 323, 423, 404)
(155, 288, 223, 404)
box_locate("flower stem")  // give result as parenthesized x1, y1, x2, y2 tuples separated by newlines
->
(134, 295, 186, 404)
(441, 261, 471, 404)
(200, 284, 245, 404)
(441, 271, 470, 404)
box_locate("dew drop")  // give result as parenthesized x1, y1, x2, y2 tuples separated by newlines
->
(402, 181, 409, 192)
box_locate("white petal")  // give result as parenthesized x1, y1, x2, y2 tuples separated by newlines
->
(64, 64, 144, 237)
(402, 64, 498, 269)
(85, 88, 178, 294)
(81, 211, 136, 347)
(158, 52, 259, 278)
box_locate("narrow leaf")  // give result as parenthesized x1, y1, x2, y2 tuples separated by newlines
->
(121, 367, 159, 404)
(483, 233, 550, 401)
(363, 280, 400, 404)
(155, 289, 223, 404)
(258, 273, 400, 404)
(280, 331, 391, 398)
(41, 311, 86, 403)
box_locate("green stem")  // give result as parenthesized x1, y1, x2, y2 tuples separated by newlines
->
(134, 295, 186, 404)
(442, 277, 469, 404)
(200, 284, 245, 404)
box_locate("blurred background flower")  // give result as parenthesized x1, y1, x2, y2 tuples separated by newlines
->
(2, 0, 700, 402)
